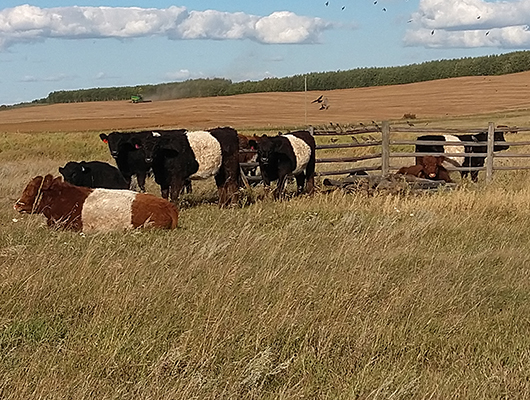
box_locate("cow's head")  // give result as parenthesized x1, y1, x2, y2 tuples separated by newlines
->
(14, 174, 60, 214)
(137, 131, 163, 164)
(249, 135, 277, 166)
(59, 161, 90, 186)
(493, 128, 511, 152)
(99, 132, 124, 158)
(421, 156, 444, 179)
(473, 129, 510, 152)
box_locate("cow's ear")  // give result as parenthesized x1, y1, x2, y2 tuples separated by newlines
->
(100, 133, 109, 143)
(41, 174, 54, 190)
(59, 167, 64, 174)
(248, 139, 258, 149)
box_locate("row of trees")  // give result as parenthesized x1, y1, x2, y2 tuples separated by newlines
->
(30, 51, 530, 105)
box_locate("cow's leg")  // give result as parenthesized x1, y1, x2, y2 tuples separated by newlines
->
(160, 186, 170, 200)
(471, 171, 479, 182)
(169, 178, 185, 204)
(215, 173, 238, 207)
(460, 157, 473, 179)
(305, 154, 316, 195)
(274, 174, 289, 200)
(137, 172, 147, 192)
(295, 173, 306, 195)
(184, 179, 192, 194)
(216, 158, 240, 207)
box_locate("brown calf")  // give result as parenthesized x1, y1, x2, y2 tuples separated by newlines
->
(398, 156, 452, 183)
(14, 175, 179, 232)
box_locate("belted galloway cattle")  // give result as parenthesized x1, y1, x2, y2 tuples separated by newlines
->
(249, 130, 316, 199)
(14, 175, 178, 232)
(137, 127, 240, 206)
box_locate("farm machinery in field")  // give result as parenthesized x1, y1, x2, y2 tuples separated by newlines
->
(130, 95, 151, 103)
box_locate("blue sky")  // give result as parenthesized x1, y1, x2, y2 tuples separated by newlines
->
(1, 0, 529, 105)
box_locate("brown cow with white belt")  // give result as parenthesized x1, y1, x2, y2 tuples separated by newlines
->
(14, 175, 178, 232)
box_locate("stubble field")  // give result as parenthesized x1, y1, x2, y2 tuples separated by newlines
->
(2, 73, 530, 399)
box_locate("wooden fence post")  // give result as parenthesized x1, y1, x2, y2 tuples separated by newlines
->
(381, 121, 390, 177)
(486, 122, 495, 183)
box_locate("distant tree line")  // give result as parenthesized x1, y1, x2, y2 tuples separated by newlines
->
(22, 50, 530, 106)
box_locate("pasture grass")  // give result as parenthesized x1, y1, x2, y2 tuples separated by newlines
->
(2, 125, 530, 399)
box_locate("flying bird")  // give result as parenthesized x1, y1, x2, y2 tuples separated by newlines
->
(319, 97, 330, 110)
(382, 8, 387, 11)
(325, 1, 329, 5)
(485, 31, 490, 36)
(374, 1, 377, 4)
(477, 16, 481, 19)
(431, 30, 435, 35)
(342, 6, 345, 10)
(311, 95, 324, 104)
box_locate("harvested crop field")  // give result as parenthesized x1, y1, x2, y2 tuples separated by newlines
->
(2, 71, 530, 133)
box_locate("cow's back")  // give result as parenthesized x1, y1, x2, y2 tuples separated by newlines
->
(84, 161, 129, 189)
(81, 189, 137, 232)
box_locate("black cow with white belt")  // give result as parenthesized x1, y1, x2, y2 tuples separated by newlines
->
(249, 130, 316, 199)
(137, 127, 241, 207)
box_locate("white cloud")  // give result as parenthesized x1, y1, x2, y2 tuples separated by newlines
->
(95, 72, 119, 80)
(18, 73, 76, 82)
(164, 69, 204, 80)
(0, 5, 332, 50)
(405, 0, 530, 48)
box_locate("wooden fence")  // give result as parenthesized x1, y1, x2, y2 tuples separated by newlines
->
(240, 122, 530, 183)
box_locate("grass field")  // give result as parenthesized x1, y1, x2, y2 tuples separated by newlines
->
(2, 75, 530, 398)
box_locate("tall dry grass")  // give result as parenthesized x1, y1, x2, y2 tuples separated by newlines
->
(2, 129, 530, 399)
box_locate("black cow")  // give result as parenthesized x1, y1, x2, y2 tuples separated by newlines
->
(137, 127, 240, 206)
(99, 131, 153, 191)
(249, 130, 316, 199)
(59, 161, 129, 189)
(415, 130, 510, 182)
(99, 130, 192, 193)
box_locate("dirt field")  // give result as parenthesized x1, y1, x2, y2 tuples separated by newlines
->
(2, 71, 530, 133)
